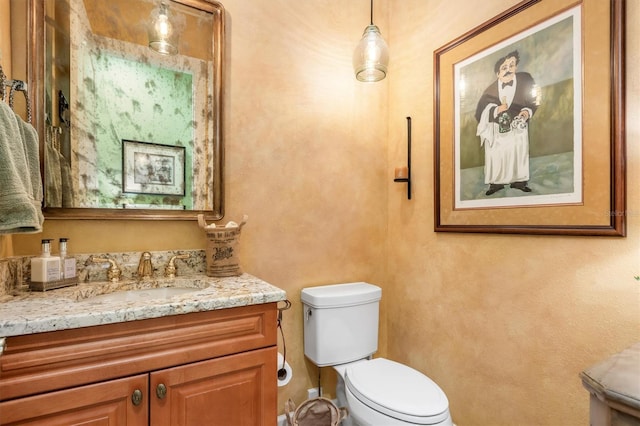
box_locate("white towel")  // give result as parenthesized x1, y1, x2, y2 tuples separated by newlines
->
(0, 102, 44, 234)
(476, 103, 498, 148)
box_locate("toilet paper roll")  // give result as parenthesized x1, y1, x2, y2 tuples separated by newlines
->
(277, 352, 293, 387)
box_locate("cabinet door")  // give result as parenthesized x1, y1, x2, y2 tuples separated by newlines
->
(0, 374, 148, 425)
(150, 346, 277, 426)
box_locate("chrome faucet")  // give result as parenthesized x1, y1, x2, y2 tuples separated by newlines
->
(164, 254, 190, 278)
(85, 255, 122, 282)
(137, 251, 154, 280)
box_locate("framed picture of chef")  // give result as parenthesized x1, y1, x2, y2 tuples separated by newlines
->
(434, 0, 626, 236)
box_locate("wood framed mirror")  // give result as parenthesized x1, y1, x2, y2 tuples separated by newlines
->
(28, 0, 224, 220)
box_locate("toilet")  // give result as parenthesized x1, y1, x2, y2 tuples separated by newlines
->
(301, 282, 453, 426)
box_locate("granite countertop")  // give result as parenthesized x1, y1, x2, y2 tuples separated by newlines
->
(0, 273, 287, 338)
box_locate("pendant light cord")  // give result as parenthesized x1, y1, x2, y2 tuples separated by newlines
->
(370, 0, 374, 25)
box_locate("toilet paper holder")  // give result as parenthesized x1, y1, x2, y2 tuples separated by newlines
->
(277, 300, 292, 380)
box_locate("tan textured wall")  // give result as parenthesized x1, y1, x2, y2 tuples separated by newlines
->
(9, 0, 639, 424)
(0, 0, 11, 73)
(386, 1, 640, 425)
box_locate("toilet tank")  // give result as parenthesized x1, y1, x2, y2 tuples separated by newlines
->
(301, 282, 382, 367)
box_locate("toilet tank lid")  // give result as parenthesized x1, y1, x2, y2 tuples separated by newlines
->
(301, 282, 381, 308)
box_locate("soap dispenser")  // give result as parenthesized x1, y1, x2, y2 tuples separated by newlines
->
(59, 237, 78, 285)
(30, 239, 61, 290)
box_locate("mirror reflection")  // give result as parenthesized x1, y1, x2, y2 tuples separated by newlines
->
(34, 0, 224, 219)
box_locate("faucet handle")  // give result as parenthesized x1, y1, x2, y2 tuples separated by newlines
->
(107, 263, 122, 282)
(86, 256, 122, 282)
(164, 254, 190, 278)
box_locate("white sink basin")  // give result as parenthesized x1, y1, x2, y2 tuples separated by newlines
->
(85, 287, 198, 303)
(71, 276, 209, 303)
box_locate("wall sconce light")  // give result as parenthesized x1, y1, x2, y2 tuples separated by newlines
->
(353, 0, 389, 82)
(394, 117, 412, 200)
(148, 1, 181, 55)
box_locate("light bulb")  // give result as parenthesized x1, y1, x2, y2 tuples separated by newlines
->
(157, 14, 170, 37)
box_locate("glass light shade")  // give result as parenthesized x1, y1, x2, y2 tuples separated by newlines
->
(148, 3, 179, 55)
(353, 24, 389, 82)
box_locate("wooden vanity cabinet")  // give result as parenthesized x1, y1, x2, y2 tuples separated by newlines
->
(0, 303, 278, 425)
(0, 374, 149, 425)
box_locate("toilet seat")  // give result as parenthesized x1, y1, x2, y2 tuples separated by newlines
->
(345, 358, 450, 425)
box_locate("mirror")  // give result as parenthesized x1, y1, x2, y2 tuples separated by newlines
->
(28, 0, 224, 220)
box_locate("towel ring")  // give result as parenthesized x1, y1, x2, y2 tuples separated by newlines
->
(0, 64, 33, 123)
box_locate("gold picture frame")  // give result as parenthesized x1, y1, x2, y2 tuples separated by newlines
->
(434, 0, 626, 236)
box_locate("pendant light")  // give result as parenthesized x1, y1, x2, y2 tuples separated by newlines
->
(353, 0, 389, 82)
(148, 1, 179, 55)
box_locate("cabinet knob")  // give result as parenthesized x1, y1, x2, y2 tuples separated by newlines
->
(131, 389, 143, 406)
(156, 383, 167, 399)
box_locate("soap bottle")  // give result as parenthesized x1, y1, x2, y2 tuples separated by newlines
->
(59, 237, 77, 283)
(31, 239, 61, 284)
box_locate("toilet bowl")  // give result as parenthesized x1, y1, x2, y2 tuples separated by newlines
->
(301, 283, 453, 426)
(336, 358, 452, 425)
